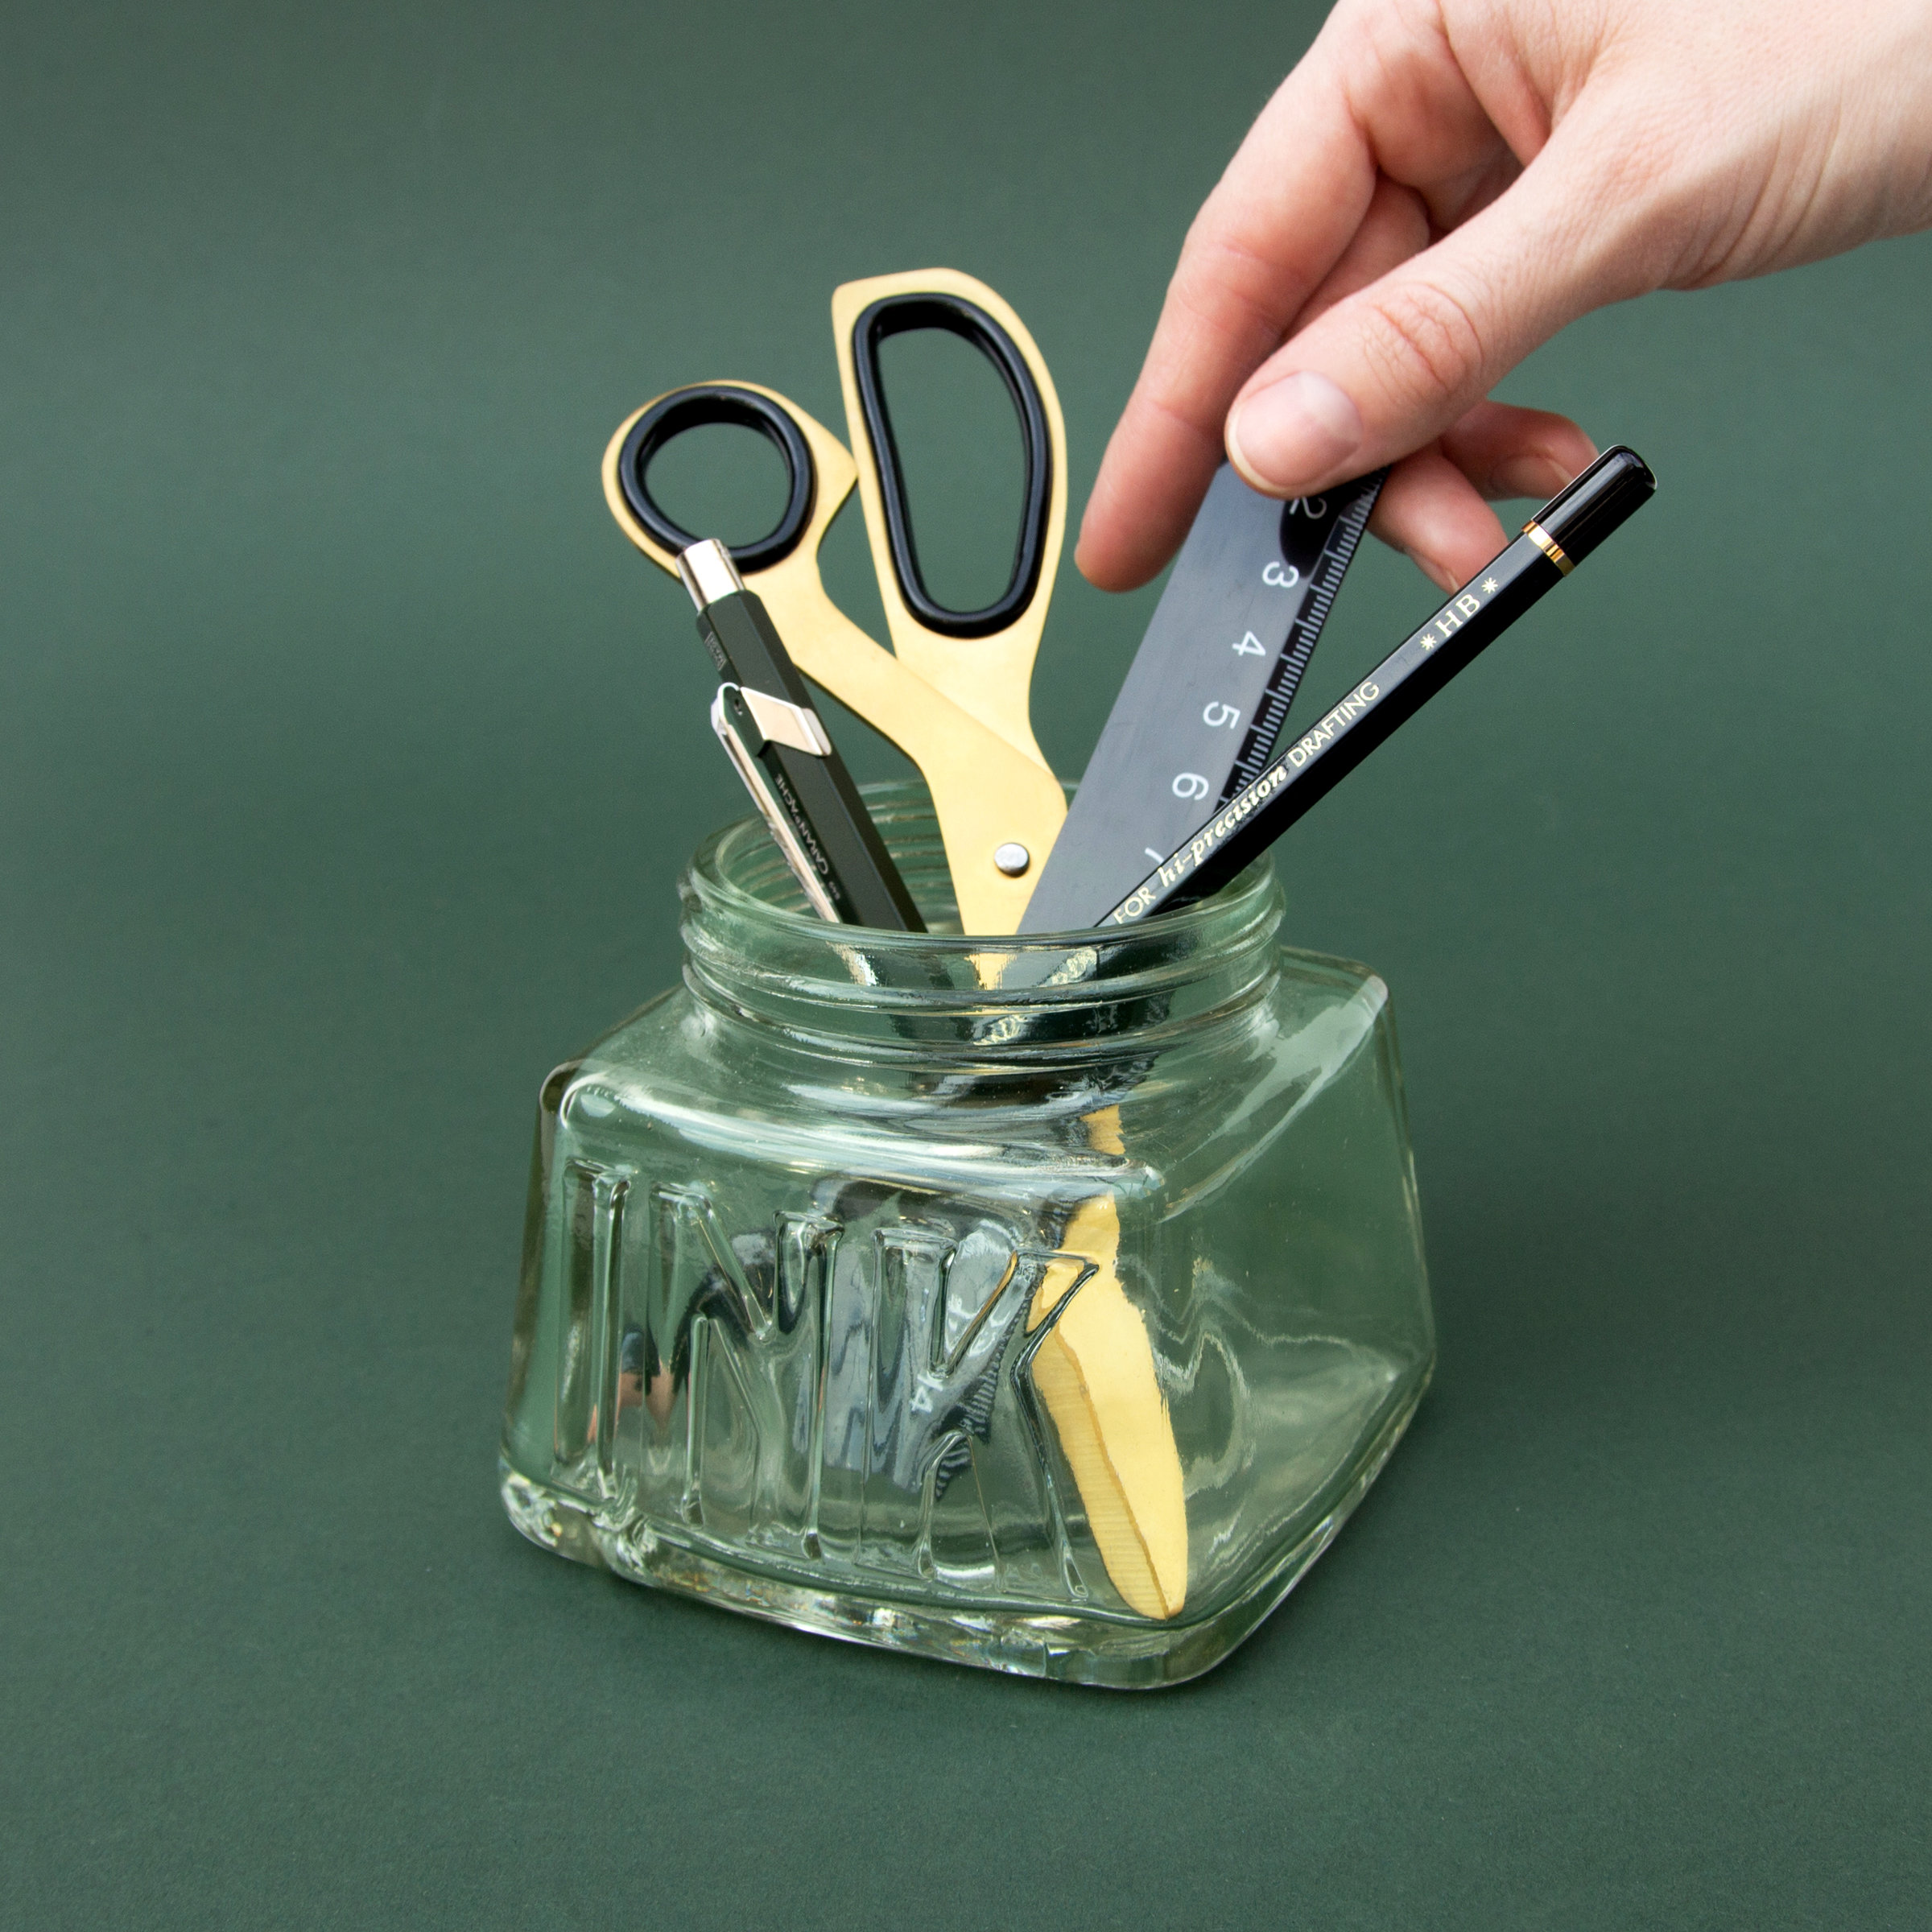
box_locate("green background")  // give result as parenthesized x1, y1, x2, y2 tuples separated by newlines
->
(4, 2, 1927, 1925)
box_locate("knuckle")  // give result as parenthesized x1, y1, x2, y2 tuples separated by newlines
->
(1357, 279, 1488, 410)
(1174, 221, 1301, 344)
(1144, 228, 1302, 423)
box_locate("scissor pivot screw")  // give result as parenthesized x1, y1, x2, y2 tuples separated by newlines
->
(993, 842, 1031, 877)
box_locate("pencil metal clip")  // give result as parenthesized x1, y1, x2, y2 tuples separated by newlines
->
(708, 685, 840, 920)
(733, 683, 833, 758)
(677, 537, 924, 931)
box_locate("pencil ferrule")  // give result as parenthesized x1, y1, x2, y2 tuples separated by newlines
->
(677, 539, 748, 610)
(1521, 519, 1573, 575)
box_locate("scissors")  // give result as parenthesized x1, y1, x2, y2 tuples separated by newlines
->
(601, 268, 1068, 936)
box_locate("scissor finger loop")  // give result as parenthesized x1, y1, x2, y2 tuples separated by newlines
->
(849, 291, 1053, 639)
(609, 382, 816, 572)
(832, 268, 1069, 779)
(601, 375, 1066, 934)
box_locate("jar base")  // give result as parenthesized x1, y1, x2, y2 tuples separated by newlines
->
(500, 1362, 1429, 1690)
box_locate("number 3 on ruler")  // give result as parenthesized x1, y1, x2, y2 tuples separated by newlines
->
(1172, 773, 1209, 801)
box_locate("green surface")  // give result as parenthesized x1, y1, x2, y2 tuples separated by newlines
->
(2, 2, 1927, 1924)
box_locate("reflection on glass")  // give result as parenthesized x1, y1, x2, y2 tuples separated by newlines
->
(501, 783, 1433, 1687)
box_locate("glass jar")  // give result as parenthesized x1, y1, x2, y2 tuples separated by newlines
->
(500, 782, 1433, 1687)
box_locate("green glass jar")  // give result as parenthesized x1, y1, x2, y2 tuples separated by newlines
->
(500, 782, 1433, 1686)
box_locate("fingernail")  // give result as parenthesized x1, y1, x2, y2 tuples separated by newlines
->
(1406, 548, 1459, 593)
(1488, 455, 1575, 500)
(1228, 371, 1362, 493)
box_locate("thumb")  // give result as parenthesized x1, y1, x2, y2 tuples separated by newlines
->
(1227, 108, 1644, 498)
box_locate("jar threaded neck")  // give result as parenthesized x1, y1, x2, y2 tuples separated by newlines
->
(679, 782, 1284, 1060)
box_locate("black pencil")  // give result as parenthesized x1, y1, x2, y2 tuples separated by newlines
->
(1095, 446, 1656, 927)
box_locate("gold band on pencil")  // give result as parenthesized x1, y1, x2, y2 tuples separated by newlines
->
(1522, 518, 1574, 574)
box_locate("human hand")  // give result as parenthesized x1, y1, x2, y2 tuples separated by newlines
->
(1077, 0, 1932, 592)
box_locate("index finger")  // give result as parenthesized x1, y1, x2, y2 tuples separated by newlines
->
(1075, 44, 1377, 591)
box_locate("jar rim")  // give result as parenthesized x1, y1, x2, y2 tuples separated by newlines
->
(677, 781, 1284, 1059)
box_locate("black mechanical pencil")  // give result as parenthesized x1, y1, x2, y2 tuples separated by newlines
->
(677, 540, 925, 931)
(1096, 446, 1656, 927)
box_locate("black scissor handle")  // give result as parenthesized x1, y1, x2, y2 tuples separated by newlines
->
(849, 292, 1053, 640)
(613, 384, 816, 572)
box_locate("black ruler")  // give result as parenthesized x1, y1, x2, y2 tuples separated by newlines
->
(1018, 463, 1384, 932)
(1219, 475, 1380, 799)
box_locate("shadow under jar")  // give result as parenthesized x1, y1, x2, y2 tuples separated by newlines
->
(501, 782, 1433, 1687)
